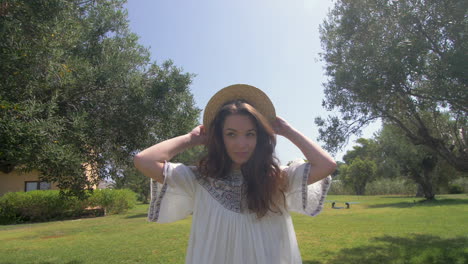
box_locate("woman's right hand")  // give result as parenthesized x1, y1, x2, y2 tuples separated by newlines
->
(189, 125, 208, 146)
(135, 124, 207, 183)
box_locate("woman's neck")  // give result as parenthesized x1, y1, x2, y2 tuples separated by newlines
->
(232, 163, 241, 170)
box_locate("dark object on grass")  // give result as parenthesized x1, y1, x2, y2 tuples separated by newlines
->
(331, 202, 351, 209)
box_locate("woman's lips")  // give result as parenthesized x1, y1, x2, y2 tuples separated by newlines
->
(235, 152, 249, 158)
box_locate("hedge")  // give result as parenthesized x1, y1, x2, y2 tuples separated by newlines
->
(0, 189, 137, 225)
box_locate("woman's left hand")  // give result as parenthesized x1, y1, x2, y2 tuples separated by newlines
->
(272, 116, 293, 137)
(273, 116, 337, 184)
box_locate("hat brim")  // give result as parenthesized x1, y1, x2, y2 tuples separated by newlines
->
(203, 84, 276, 128)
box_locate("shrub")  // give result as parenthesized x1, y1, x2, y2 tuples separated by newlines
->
(448, 184, 464, 194)
(87, 189, 137, 215)
(0, 196, 21, 225)
(365, 178, 417, 195)
(328, 177, 418, 196)
(448, 178, 468, 194)
(0, 189, 137, 224)
(328, 180, 355, 195)
(0, 190, 87, 224)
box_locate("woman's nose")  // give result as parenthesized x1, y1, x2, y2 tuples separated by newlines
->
(235, 136, 249, 147)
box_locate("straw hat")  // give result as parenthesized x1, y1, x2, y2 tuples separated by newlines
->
(203, 84, 276, 128)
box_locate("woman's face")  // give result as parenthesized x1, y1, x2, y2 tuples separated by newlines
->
(222, 114, 257, 169)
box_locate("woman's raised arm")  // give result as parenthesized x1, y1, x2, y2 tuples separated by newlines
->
(273, 117, 337, 185)
(133, 125, 206, 184)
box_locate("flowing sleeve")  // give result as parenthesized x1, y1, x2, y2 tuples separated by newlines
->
(148, 162, 196, 223)
(284, 161, 332, 216)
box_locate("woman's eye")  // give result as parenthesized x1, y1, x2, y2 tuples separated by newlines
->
(247, 132, 256, 137)
(226, 133, 235, 137)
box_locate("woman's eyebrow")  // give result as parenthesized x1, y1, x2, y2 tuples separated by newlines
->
(223, 128, 256, 132)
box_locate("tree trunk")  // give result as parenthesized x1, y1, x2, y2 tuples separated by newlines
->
(354, 183, 366, 195)
(414, 155, 438, 200)
(419, 177, 436, 200)
(415, 179, 435, 200)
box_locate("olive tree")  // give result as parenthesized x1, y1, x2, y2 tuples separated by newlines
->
(0, 0, 200, 197)
(316, 0, 467, 172)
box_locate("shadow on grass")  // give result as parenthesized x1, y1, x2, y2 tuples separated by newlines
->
(125, 213, 147, 219)
(303, 234, 468, 264)
(368, 198, 468, 209)
(39, 261, 83, 264)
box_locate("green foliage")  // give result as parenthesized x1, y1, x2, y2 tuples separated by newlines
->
(341, 157, 377, 195)
(316, 0, 467, 172)
(342, 138, 377, 163)
(87, 189, 136, 215)
(365, 178, 417, 196)
(328, 180, 354, 195)
(0, 190, 86, 224)
(449, 178, 468, 194)
(335, 139, 380, 195)
(112, 166, 151, 203)
(331, 175, 419, 196)
(335, 127, 467, 197)
(0, 0, 200, 196)
(0, 189, 136, 224)
(376, 123, 468, 199)
(448, 184, 464, 194)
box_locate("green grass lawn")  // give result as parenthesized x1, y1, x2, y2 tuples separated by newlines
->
(1, 194, 467, 264)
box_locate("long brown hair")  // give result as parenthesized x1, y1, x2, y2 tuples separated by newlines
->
(199, 100, 286, 218)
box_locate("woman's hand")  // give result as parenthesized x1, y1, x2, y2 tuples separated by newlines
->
(272, 116, 336, 184)
(189, 125, 208, 146)
(272, 116, 293, 137)
(134, 125, 207, 183)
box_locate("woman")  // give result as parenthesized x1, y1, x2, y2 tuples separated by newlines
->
(134, 84, 336, 264)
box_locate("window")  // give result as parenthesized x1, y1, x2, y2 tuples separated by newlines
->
(25, 181, 51, 192)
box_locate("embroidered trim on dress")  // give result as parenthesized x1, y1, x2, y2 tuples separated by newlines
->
(195, 170, 243, 213)
(152, 182, 168, 221)
(148, 179, 158, 221)
(310, 176, 332, 216)
(302, 163, 311, 210)
(148, 161, 170, 222)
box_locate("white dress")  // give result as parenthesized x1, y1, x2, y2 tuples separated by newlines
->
(148, 161, 331, 264)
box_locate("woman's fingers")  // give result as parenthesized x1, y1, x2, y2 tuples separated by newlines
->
(273, 116, 291, 136)
(190, 125, 208, 145)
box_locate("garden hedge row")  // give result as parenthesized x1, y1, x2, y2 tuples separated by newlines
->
(0, 189, 137, 225)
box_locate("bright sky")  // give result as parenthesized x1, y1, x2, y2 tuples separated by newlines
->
(125, 0, 380, 165)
